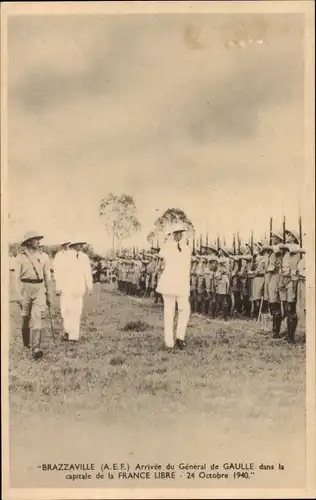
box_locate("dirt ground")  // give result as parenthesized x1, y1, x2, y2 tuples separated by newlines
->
(8, 283, 306, 490)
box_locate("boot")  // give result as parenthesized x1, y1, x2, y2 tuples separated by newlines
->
(273, 313, 282, 338)
(211, 301, 217, 319)
(21, 316, 30, 348)
(223, 299, 229, 322)
(204, 298, 210, 316)
(31, 329, 43, 360)
(282, 301, 288, 320)
(287, 317, 297, 344)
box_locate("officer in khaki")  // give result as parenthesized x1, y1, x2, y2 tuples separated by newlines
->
(15, 231, 52, 360)
(265, 231, 283, 338)
(215, 248, 231, 321)
(279, 229, 301, 343)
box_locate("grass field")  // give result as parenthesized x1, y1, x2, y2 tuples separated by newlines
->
(8, 282, 306, 489)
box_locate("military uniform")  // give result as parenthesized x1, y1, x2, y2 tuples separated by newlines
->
(15, 231, 51, 360)
(239, 247, 253, 317)
(195, 256, 205, 314)
(205, 253, 218, 318)
(265, 232, 284, 338)
(297, 251, 306, 328)
(132, 257, 143, 297)
(215, 248, 231, 321)
(190, 256, 198, 312)
(279, 230, 301, 343)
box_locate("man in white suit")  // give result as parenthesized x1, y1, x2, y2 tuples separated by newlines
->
(54, 240, 93, 341)
(156, 223, 191, 349)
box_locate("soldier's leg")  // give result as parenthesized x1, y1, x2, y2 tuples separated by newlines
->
(226, 293, 232, 317)
(162, 295, 176, 348)
(68, 296, 83, 341)
(190, 291, 195, 313)
(30, 286, 45, 360)
(210, 293, 217, 318)
(200, 291, 206, 315)
(176, 295, 190, 344)
(261, 300, 270, 332)
(21, 286, 32, 348)
(271, 302, 282, 338)
(286, 282, 298, 343)
(204, 292, 210, 315)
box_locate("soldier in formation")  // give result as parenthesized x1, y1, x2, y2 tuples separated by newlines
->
(110, 224, 305, 344)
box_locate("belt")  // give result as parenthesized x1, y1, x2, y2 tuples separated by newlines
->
(21, 278, 43, 284)
(256, 274, 265, 277)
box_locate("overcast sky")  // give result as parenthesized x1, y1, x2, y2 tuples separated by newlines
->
(7, 13, 304, 251)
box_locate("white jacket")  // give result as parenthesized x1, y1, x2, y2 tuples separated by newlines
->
(54, 249, 92, 296)
(156, 240, 191, 297)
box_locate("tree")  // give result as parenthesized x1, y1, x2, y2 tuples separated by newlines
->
(148, 207, 195, 241)
(99, 193, 141, 252)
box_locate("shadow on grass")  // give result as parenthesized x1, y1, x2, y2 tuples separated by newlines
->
(122, 320, 153, 332)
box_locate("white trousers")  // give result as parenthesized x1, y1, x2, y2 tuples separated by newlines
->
(60, 294, 83, 341)
(162, 294, 190, 347)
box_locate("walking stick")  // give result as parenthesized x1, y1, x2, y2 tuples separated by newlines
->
(47, 305, 57, 345)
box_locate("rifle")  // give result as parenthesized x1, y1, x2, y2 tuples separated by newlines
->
(237, 232, 241, 253)
(299, 215, 303, 247)
(250, 230, 254, 254)
(233, 234, 236, 255)
(282, 216, 286, 243)
(269, 217, 273, 246)
(217, 234, 220, 251)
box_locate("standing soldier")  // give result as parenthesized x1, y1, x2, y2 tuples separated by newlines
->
(215, 247, 231, 321)
(249, 242, 266, 320)
(133, 255, 143, 297)
(230, 252, 241, 316)
(195, 254, 205, 314)
(266, 231, 283, 339)
(14, 231, 52, 360)
(146, 254, 156, 299)
(121, 258, 128, 294)
(239, 245, 253, 317)
(190, 255, 198, 313)
(207, 251, 219, 319)
(297, 248, 306, 329)
(155, 253, 164, 304)
(126, 257, 133, 295)
(279, 229, 301, 343)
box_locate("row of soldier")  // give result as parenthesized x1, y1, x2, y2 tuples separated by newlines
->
(101, 228, 306, 344)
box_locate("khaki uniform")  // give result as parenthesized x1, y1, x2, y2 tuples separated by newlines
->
(279, 244, 301, 342)
(297, 254, 306, 326)
(265, 245, 283, 337)
(279, 244, 300, 303)
(215, 256, 230, 321)
(15, 249, 51, 352)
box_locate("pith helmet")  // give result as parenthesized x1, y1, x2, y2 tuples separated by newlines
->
(285, 229, 299, 243)
(218, 247, 230, 257)
(69, 240, 87, 247)
(21, 231, 44, 246)
(271, 231, 283, 241)
(165, 222, 187, 236)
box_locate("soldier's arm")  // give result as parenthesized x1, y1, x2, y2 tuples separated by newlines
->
(13, 256, 23, 302)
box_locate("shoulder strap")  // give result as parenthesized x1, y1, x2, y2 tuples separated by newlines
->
(23, 251, 41, 280)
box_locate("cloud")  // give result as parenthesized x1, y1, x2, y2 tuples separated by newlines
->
(7, 14, 305, 246)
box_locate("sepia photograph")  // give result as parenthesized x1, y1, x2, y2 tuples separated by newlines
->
(1, 1, 315, 499)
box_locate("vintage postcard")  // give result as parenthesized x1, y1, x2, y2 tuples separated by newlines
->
(1, 1, 315, 499)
